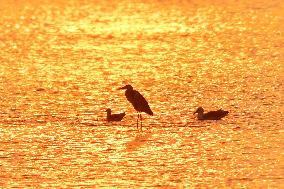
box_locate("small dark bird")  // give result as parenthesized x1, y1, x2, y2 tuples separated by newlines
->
(118, 84, 153, 130)
(106, 108, 126, 122)
(194, 107, 229, 120)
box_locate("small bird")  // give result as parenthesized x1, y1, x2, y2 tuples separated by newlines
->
(194, 107, 229, 120)
(106, 108, 126, 122)
(118, 84, 153, 130)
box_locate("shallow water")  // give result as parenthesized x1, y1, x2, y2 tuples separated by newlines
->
(0, 0, 283, 188)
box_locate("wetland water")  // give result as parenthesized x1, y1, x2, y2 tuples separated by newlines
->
(0, 0, 283, 188)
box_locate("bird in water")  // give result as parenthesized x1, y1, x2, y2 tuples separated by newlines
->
(106, 108, 126, 122)
(194, 107, 228, 120)
(118, 84, 153, 130)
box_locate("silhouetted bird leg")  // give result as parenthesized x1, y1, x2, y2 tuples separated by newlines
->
(136, 112, 139, 129)
(137, 113, 142, 131)
(140, 114, 143, 130)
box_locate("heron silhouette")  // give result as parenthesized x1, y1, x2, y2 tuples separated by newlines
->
(118, 85, 153, 130)
(105, 108, 126, 122)
(194, 107, 229, 120)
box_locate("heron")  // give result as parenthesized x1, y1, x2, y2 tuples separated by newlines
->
(194, 107, 229, 120)
(105, 108, 126, 122)
(118, 84, 153, 130)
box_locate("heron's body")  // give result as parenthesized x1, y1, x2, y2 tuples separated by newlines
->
(119, 85, 153, 130)
(106, 108, 125, 122)
(194, 107, 228, 120)
(125, 88, 153, 116)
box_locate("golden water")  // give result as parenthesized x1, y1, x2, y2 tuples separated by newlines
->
(0, 0, 283, 188)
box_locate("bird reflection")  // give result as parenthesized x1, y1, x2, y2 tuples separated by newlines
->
(194, 107, 228, 120)
(126, 132, 152, 151)
(106, 108, 125, 122)
(118, 84, 153, 130)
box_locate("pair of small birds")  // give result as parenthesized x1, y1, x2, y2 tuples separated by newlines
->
(106, 85, 229, 127)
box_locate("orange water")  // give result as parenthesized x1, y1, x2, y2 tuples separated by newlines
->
(0, 0, 283, 188)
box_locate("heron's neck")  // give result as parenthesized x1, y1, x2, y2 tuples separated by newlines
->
(125, 88, 133, 95)
(107, 111, 111, 118)
(126, 88, 133, 92)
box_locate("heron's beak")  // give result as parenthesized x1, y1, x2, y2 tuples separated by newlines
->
(193, 110, 197, 115)
(117, 86, 127, 90)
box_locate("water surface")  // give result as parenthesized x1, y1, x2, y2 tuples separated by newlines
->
(0, 0, 283, 188)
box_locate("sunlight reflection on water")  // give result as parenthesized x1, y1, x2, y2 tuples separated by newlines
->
(0, 0, 283, 188)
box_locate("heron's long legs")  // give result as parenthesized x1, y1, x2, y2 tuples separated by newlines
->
(136, 113, 143, 131)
